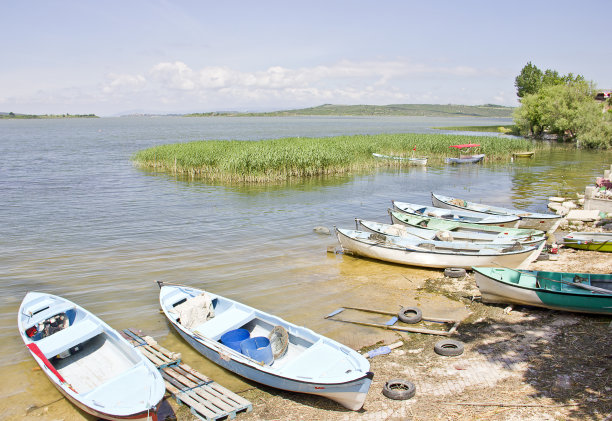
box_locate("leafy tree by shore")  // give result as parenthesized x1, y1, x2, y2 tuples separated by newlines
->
(513, 63, 610, 148)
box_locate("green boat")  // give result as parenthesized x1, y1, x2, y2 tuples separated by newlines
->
(562, 232, 612, 252)
(388, 210, 545, 245)
(473, 267, 612, 315)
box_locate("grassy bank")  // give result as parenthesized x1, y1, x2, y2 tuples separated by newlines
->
(132, 133, 535, 182)
(434, 125, 519, 135)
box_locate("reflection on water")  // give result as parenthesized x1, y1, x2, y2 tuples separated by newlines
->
(1, 116, 611, 419)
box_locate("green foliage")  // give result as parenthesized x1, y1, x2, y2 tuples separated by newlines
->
(515, 62, 585, 99)
(513, 78, 611, 148)
(132, 133, 536, 182)
(515, 62, 543, 98)
(434, 125, 519, 135)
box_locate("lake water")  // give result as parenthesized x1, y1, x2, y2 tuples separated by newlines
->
(1, 116, 610, 419)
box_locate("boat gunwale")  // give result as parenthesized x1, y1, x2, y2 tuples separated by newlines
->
(336, 228, 536, 257)
(159, 285, 373, 387)
(431, 192, 561, 221)
(472, 268, 612, 298)
(392, 200, 521, 225)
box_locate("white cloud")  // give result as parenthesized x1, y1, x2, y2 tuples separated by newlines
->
(102, 73, 146, 94)
(1, 59, 516, 114)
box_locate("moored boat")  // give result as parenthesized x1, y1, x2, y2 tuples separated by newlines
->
(392, 200, 520, 228)
(388, 210, 545, 246)
(562, 232, 612, 252)
(512, 151, 535, 158)
(472, 267, 612, 314)
(431, 192, 562, 231)
(445, 143, 485, 164)
(372, 152, 428, 166)
(336, 228, 540, 269)
(359, 216, 545, 247)
(158, 282, 373, 411)
(18, 292, 165, 421)
(445, 154, 485, 164)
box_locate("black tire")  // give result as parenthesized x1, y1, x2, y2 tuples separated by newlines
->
(434, 339, 465, 356)
(444, 267, 466, 278)
(398, 306, 422, 324)
(382, 379, 416, 400)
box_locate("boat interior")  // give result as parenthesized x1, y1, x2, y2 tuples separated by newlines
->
(22, 301, 140, 393)
(166, 288, 365, 377)
(169, 291, 317, 369)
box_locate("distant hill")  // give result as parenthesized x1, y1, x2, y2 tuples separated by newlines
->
(185, 104, 515, 118)
(0, 112, 98, 119)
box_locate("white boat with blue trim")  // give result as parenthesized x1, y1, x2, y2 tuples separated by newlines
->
(158, 282, 373, 411)
(356, 218, 546, 247)
(18, 292, 165, 421)
(392, 200, 520, 228)
(431, 192, 562, 231)
(336, 228, 542, 269)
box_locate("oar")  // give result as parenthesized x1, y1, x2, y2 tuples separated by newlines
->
(26, 343, 78, 393)
(503, 267, 612, 294)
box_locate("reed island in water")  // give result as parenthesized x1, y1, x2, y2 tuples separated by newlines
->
(132, 132, 536, 183)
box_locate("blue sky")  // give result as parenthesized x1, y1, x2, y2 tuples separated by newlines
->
(2, 1, 610, 116)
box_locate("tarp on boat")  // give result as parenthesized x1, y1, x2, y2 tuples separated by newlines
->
(171, 292, 215, 329)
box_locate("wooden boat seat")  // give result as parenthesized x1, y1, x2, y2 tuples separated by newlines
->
(280, 340, 356, 379)
(193, 306, 255, 341)
(36, 318, 104, 358)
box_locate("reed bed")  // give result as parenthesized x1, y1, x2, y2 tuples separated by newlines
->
(132, 133, 536, 182)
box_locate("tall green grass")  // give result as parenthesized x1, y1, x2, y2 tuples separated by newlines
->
(132, 133, 536, 182)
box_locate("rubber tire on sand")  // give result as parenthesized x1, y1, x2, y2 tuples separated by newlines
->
(398, 306, 422, 324)
(382, 379, 416, 400)
(434, 339, 465, 356)
(444, 267, 467, 278)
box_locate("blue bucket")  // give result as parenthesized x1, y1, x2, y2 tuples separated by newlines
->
(240, 336, 274, 365)
(220, 329, 250, 352)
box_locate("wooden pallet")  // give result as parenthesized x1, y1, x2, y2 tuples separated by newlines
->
(122, 329, 252, 421)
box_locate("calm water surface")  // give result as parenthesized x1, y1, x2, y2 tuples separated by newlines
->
(1, 116, 610, 419)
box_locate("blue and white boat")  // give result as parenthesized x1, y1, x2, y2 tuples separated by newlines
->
(158, 282, 373, 411)
(431, 192, 562, 232)
(18, 292, 165, 421)
(336, 228, 541, 269)
(392, 200, 520, 228)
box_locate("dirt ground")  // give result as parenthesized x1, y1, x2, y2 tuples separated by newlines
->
(166, 246, 612, 421)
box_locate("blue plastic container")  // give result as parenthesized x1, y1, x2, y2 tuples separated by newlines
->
(220, 328, 250, 352)
(240, 336, 274, 365)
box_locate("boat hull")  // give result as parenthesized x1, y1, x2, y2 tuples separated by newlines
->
(445, 154, 485, 164)
(431, 193, 561, 231)
(159, 285, 372, 411)
(473, 268, 612, 315)
(169, 322, 372, 410)
(18, 293, 165, 421)
(337, 229, 540, 269)
(563, 232, 612, 252)
(392, 201, 520, 228)
(386, 212, 545, 246)
(372, 153, 428, 165)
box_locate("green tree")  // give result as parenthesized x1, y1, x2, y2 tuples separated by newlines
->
(515, 62, 543, 98)
(513, 93, 544, 135)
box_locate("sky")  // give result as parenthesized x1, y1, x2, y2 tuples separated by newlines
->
(2, 1, 611, 116)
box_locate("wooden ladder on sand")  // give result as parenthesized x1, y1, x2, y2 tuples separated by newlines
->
(122, 329, 252, 421)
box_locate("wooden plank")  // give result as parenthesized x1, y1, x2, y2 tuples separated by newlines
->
(138, 346, 167, 366)
(127, 330, 251, 421)
(163, 367, 235, 413)
(178, 364, 251, 407)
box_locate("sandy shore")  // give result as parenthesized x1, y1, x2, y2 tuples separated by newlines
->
(193, 247, 611, 421)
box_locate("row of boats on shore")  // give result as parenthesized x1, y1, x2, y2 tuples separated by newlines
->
(334, 191, 611, 315)
(18, 192, 611, 419)
(335, 192, 563, 270)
